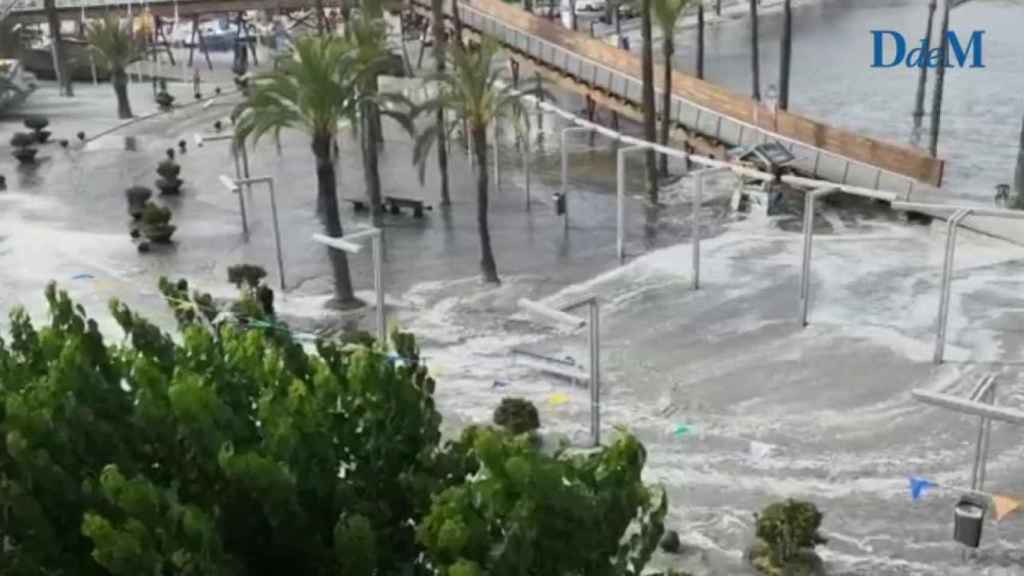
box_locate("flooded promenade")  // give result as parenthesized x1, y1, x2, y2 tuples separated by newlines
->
(3, 2, 1024, 573)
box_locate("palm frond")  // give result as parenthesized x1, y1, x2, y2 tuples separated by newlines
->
(85, 15, 142, 70)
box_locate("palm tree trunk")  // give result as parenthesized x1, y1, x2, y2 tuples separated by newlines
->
(432, 0, 451, 206)
(361, 98, 383, 222)
(696, 4, 704, 79)
(471, 123, 499, 283)
(113, 69, 132, 119)
(928, 0, 949, 157)
(659, 32, 672, 177)
(912, 0, 936, 129)
(451, 0, 465, 47)
(749, 0, 760, 101)
(317, 0, 328, 34)
(314, 132, 359, 307)
(640, 0, 657, 200)
(44, 0, 71, 96)
(778, 0, 791, 110)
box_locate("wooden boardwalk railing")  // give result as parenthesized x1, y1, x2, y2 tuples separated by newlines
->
(416, 0, 944, 193)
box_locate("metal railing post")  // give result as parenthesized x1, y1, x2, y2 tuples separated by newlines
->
(970, 378, 995, 490)
(800, 187, 837, 326)
(616, 145, 646, 262)
(934, 208, 971, 364)
(523, 135, 531, 209)
(266, 180, 286, 291)
(561, 126, 592, 227)
(230, 142, 250, 237)
(588, 299, 600, 447)
(372, 233, 385, 343)
(691, 167, 731, 290)
(693, 170, 703, 290)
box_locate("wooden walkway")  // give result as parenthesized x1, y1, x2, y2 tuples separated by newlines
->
(413, 0, 944, 194)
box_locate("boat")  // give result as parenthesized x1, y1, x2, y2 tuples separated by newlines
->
(0, 57, 36, 113)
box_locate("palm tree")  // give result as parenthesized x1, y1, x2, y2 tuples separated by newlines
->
(696, 2, 704, 79)
(928, 0, 950, 157)
(749, 0, 760, 101)
(912, 0, 936, 129)
(778, 0, 791, 110)
(347, 17, 392, 222)
(44, 0, 71, 96)
(430, 0, 452, 205)
(652, 0, 691, 176)
(85, 16, 140, 119)
(640, 0, 658, 200)
(234, 36, 381, 309)
(414, 40, 544, 284)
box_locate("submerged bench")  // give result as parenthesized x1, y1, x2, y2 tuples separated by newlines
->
(385, 196, 432, 218)
(343, 198, 369, 212)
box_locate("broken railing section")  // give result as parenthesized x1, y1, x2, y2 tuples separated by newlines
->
(514, 296, 600, 447)
(891, 202, 1024, 364)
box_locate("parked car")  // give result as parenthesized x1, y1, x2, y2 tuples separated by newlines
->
(599, 2, 638, 22)
(575, 0, 606, 13)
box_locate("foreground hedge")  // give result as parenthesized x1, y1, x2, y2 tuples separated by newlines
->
(0, 280, 667, 576)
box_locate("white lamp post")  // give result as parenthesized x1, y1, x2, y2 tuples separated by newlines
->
(517, 296, 601, 447)
(219, 174, 286, 290)
(196, 131, 252, 237)
(313, 227, 386, 343)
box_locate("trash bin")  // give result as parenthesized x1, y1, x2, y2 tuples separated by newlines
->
(953, 495, 986, 548)
(553, 192, 566, 215)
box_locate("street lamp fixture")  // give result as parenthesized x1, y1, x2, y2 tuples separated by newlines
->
(219, 174, 286, 291)
(196, 130, 253, 237)
(312, 228, 386, 343)
(516, 296, 601, 447)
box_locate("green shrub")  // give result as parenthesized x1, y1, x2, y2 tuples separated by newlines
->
(140, 202, 172, 227)
(0, 281, 667, 576)
(24, 116, 48, 131)
(227, 263, 268, 289)
(493, 397, 540, 434)
(0, 281, 446, 575)
(10, 131, 35, 148)
(750, 499, 827, 575)
(418, 427, 667, 575)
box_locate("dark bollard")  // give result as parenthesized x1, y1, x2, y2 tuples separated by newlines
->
(995, 183, 1010, 207)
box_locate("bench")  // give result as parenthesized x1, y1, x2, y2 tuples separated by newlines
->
(343, 198, 369, 212)
(385, 196, 432, 218)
